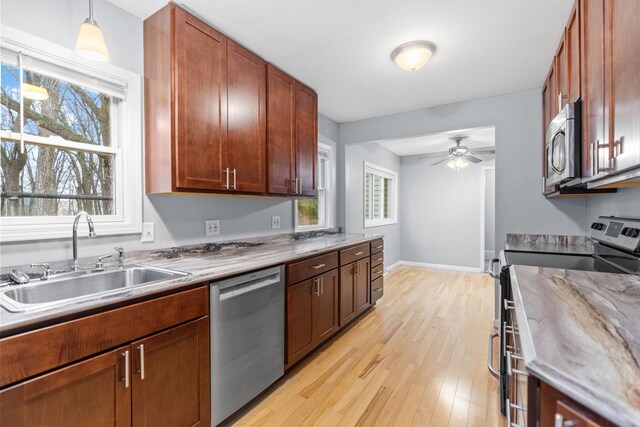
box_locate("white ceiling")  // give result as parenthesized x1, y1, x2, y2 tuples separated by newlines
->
(107, 0, 574, 123)
(376, 126, 495, 157)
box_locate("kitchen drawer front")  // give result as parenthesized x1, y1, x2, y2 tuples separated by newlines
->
(371, 277, 384, 304)
(286, 251, 338, 285)
(370, 239, 384, 254)
(339, 243, 370, 266)
(0, 286, 208, 388)
(371, 265, 384, 281)
(371, 253, 384, 268)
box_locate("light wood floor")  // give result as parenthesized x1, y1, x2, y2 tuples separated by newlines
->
(231, 265, 504, 427)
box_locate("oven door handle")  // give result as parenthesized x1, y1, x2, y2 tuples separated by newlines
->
(487, 332, 500, 379)
(488, 258, 500, 279)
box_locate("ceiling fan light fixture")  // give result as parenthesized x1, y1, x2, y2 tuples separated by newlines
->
(75, 0, 109, 62)
(447, 157, 469, 171)
(391, 41, 437, 72)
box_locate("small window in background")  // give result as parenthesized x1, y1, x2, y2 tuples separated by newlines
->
(364, 163, 397, 227)
(296, 144, 334, 230)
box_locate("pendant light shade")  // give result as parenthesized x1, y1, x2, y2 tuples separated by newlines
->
(75, 0, 109, 62)
(22, 83, 49, 100)
(391, 41, 437, 72)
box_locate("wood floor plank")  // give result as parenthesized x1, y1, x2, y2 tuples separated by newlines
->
(232, 266, 504, 427)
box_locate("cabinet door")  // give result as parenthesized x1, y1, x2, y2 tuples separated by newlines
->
(295, 83, 318, 197)
(314, 269, 339, 344)
(580, 0, 606, 179)
(339, 263, 357, 326)
(174, 8, 228, 191)
(267, 65, 296, 194)
(555, 34, 569, 109)
(566, 3, 581, 103)
(131, 317, 210, 427)
(286, 279, 315, 365)
(355, 258, 371, 315)
(0, 346, 131, 427)
(607, 0, 640, 173)
(227, 40, 267, 193)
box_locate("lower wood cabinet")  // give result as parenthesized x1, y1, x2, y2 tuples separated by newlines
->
(339, 258, 371, 326)
(286, 269, 339, 366)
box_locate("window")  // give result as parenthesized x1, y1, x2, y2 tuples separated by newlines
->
(364, 162, 397, 227)
(295, 142, 334, 230)
(0, 26, 142, 241)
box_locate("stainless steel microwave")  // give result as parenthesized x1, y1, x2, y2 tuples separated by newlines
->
(545, 100, 581, 192)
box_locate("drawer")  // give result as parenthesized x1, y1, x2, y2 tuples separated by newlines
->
(0, 286, 209, 388)
(371, 277, 384, 303)
(370, 239, 384, 254)
(339, 243, 370, 266)
(371, 265, 384, 281)
(371, 253, 384, 268)
(286, 251, 338, 285)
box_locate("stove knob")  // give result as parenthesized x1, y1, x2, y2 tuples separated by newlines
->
(633, 228, 640, 238)
(591, 222, 598, 229)
(622, 227, 630, 236)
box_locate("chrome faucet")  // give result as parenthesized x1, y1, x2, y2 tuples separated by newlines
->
(72, 211, 96, 272)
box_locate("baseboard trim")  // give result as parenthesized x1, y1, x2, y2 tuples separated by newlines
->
(384, 261, 403, 275)
(392, 261, 482, 273)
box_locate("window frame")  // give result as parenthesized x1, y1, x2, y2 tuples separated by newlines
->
(363, 161, 398, 228)
(294, 141, 335, 231)
(0, 25, 142, 242)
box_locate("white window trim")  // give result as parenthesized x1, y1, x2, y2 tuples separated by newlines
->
(294, 140, 335, 231)
(0, 25, 143, 242)
(364, 161, 398, 228)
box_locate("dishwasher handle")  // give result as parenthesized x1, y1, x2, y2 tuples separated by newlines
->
(214, 267, 282, 301)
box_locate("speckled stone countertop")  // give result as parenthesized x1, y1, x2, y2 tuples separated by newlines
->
(505, 234, 595, 255)
(510, 265, 640, 426)
(0, 231, 381, 335)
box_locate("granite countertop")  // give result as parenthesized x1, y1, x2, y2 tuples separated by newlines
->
(505, 234, 595, 255)
(510, 265, 640, 426)
(0, 231, 382, 335)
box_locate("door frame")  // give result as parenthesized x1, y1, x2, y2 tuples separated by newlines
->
(479, 165, 496, 271)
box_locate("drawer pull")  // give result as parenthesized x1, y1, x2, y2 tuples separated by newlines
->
(555, 413, 575, 427)
(375, 270, 383, 275)
(373, 288, 383, 293)
(376, 245, 383, 249)
(376, 257, 383, 262)
(312, 263, 326, 269)
(354, 251, 364, 256)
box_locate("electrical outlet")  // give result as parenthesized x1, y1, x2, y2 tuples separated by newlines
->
(205, 220, 220, 236)
(140, 222, 155, 243)
(271, 216, 281, 229)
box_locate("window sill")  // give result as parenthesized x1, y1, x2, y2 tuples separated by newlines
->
(295, 224, 331, 233)
(364, 220, 398, 229)
(0, 222, 142, 242)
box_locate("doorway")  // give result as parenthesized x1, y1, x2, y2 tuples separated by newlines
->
(480, 166, 496, 270)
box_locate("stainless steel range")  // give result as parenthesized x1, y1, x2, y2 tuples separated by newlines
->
(488, 216, 640, 417)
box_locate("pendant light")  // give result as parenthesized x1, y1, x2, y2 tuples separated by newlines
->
(391, 41, 437, 72)
(75, 0, 110, 62)
(17, 52, 51, 154)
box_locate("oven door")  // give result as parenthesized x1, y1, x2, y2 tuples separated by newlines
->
(487, 256, 510, 416)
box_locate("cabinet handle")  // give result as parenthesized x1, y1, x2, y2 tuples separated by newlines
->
(557, 92, 563, 112)
(223, 168, 230, 189)
(376, 245, 383, 249)
(375, 270, 383, 275)
(314, 278, 320, 296)
(320, 276, 324, 295)
(614, 137, 624, 158)
(312, 263, 326, 270)
(373, 288, 383, 293)
(376, 257, 383, 262)
(232, 168, 237, 190)
(294, 177, 299, 194)
(354, 251, 364, 256)
(299, 178, 302, 194)
(137, 344, 145, 380)
(555, 413, 575, 427)
(122, 350, 130, 388)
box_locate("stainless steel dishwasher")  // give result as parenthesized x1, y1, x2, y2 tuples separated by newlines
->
(210, 265, 284, 425)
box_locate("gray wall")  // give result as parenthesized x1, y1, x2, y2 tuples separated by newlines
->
(0, 0, 340, 266)
(585, 188, 640, 225)
(340, 89, 587, 250)
(399, 156, 489, 269)
(344, 143, 401, 267)
(485, 168, 496, 258)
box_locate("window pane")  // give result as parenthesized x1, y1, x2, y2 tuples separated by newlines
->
(364, 172, 371, 220)
(383, 177, 391, 219)
(1, 141, 115, 217)
(318, 156, 327, 190)
(1, 63, 112, 147)
(297, 198, 319, 226)
(372, 174, 382, 219)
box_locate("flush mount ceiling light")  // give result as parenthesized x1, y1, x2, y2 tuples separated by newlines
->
(75, 0, 110, 62)
(391, 41, 437, 71)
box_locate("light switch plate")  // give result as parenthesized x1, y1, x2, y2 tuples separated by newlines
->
(271, 216, 281, 229)
(205, 219, 220, 236)
(141, 222, 155, 243)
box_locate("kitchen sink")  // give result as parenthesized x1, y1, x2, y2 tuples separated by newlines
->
(0, 266, 190, 313)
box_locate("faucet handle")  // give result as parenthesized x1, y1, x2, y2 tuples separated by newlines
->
(114, 247, 125, 269)
(31, 263, 53, 280)
(95, 254, 113, 270)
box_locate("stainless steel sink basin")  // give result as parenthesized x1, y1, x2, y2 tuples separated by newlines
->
(0, 266, 190, 313)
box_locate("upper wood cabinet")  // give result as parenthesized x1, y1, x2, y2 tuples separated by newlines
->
(267, 64, 318, 196)
(145, 4, 268, 194)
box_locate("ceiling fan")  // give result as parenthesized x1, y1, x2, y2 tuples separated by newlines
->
(418, 136, 495, 171)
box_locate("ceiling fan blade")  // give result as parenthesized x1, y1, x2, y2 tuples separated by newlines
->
(471, 147, 496, 155)
(431, 157, 451, 166)
(417, 151, 451, 159)
(462, 154, 483, 163)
